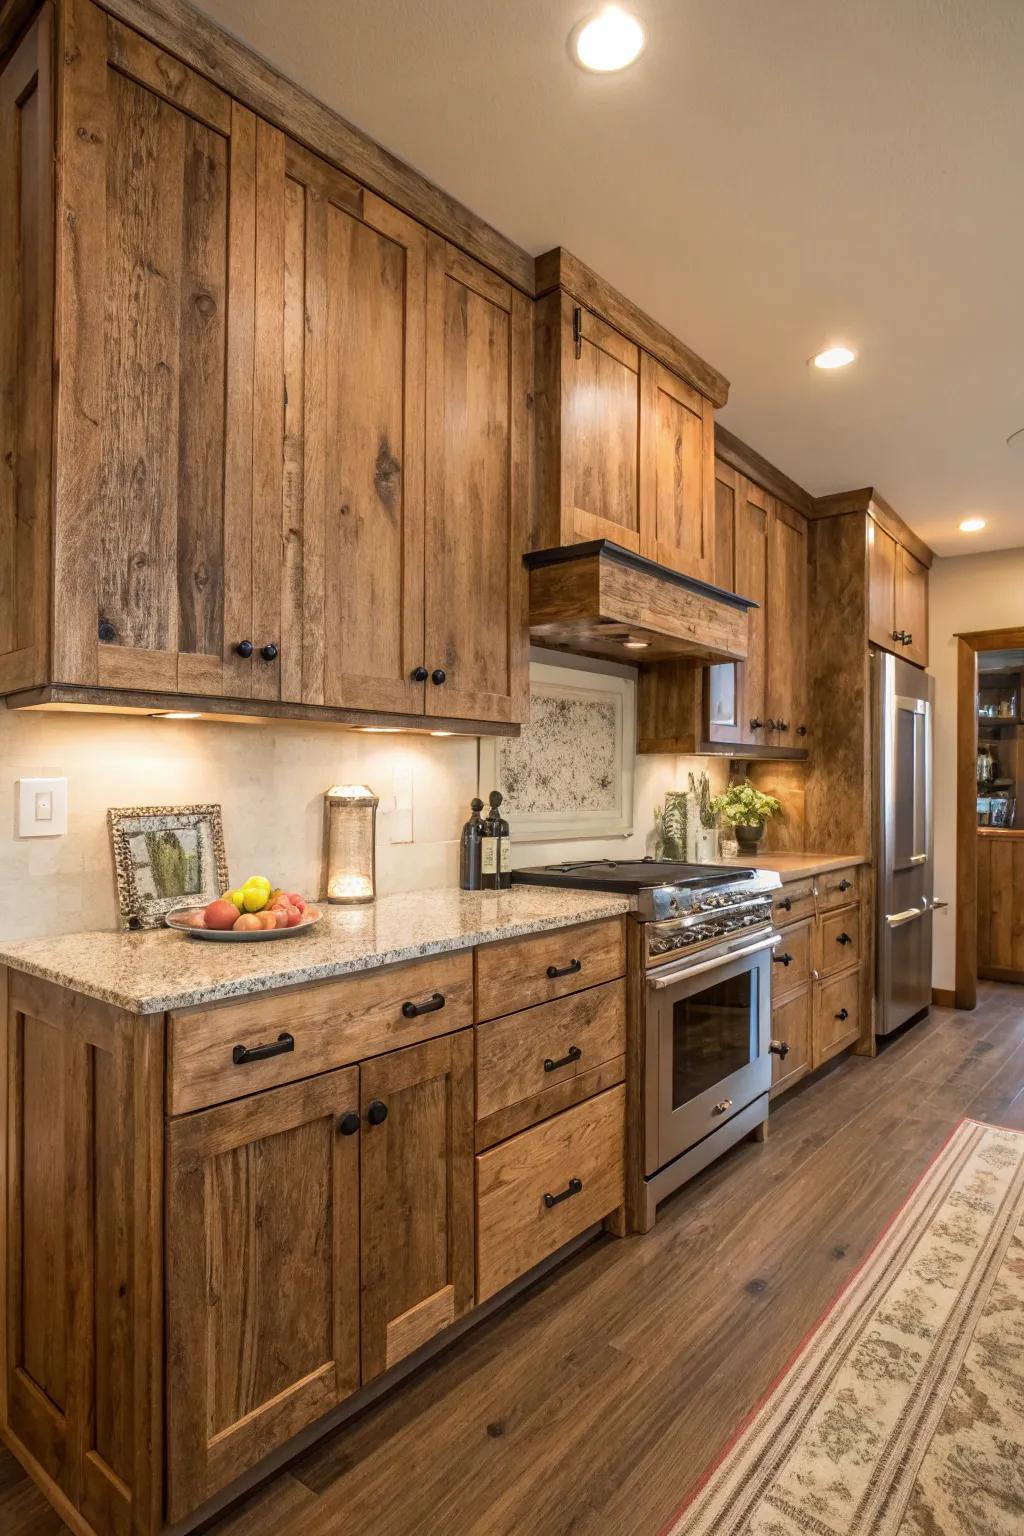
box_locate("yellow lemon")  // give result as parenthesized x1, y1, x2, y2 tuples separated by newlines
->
(243, 875, 271, 894)
(225, 889, 246, 912)
(242, 886, 268, 912)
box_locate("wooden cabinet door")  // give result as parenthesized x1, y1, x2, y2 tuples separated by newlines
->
(253, 129, 428, 710)
(359, 1030, 474, 1380)
(166, 1068, 360, 1521)
(730, 476, 771, 744)
(559, 293, 642, 549)
(867, 517, 898, 652)
(53, 0, 256, 699)
(896, 545, 929, 667)
(770, 986, 811, 1098)
(423, 239, 529, 723)
(766, 500, 809, 743)
(639, 354, 715, 581)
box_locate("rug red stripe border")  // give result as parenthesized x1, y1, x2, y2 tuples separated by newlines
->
(655, 1115, 1024, 1536)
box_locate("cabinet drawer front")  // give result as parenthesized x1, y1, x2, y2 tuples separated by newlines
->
(476, 979, 626, 1121)
(476, 1086, 625, 1302)
(817, 908, 861, 976)
(773, 881, 816, 926)
(169, 951, 473, 1114)
(770, 987, 811, 1097)
(475, 918, 625, 1022)
(815, 866, 861, 911)
(814, 968, 861, 1066)
(770, 917, 812, 999)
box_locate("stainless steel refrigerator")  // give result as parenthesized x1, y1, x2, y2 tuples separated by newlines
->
(873, 650, 940, 1035)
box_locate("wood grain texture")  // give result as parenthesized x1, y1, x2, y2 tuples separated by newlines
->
(731, 477, 770, 744)
(978, 832, 1024, 980)
(811, 486, 934, 568)
(534, 248, 728, 407)
(812, 965, 861, 1066)
(475, 919, 625, 1023)
(713, 423, 814, 517)
(168, 950, 473, 1114)
(165, 1066, 360, 1522)
(476, 1084, 625, 1303)
(0, 3, 52, 694)
(816, 906, 861, 978)
(474, 1055, 626, 1153)
(956, 637, 981, 1008)
(359, 1030, 475, 1380)
(475, 979, 626, 1121)
(770, 987, 811, 1097)
(560, 293, 642, 550)
(639, 356, 714, 582)
(765, 500, 808, 741)
(895, 544, 928, 668)
(636, 660, 702, 754)
(770, 917, 812, 1002)
(867, 517, 897, 651)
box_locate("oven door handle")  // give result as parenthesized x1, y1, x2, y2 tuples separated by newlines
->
(647, 933, 781, 990)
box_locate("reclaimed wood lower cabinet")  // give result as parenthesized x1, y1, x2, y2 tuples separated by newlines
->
(1, 916, 627, 1534)
(769, 865, 865, 1097)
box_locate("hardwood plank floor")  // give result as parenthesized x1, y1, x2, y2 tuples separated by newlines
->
(4, 983, 1023, 1536)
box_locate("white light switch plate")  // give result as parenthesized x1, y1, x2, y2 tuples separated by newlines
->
(17, 777, 68, 837)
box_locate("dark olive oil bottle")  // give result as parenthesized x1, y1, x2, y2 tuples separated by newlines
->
(459, 798, 485, 890)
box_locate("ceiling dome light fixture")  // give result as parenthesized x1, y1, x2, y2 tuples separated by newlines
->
(571, 6, 646, 73)
(959, 517, 987, 533)
(810, 345, 856, 370)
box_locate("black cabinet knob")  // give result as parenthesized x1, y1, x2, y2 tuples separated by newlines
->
(836, 932, 852, 945)
(778, 897, 792, 912)
(98, 619, 117, 643)
(777, 720, 790, 732)
(338, 1111, 361, 1136)
(430, 668, 447, 685)
(366, 1099, 388, 1126)
(749, 717, 763, 731)
(838, 879, 852, 892)
(835, 1007, 850, 1022)
(260, 642, 278, 662)
(235, 639, 254, 658)
(796, 725, 808, 736)
(411, 666, 429, 682)
(773, 952, 793, 967)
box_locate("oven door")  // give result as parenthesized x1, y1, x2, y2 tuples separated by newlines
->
(644, 933, 776, 1175)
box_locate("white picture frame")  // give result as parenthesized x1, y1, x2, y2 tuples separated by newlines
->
(480, 661, 635, 842)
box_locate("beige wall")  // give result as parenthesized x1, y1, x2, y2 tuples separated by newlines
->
(930, 547, 1024, 991)
(0, 654, 727, 942)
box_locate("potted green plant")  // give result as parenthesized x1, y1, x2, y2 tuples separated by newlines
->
(710, 781, 781, 852)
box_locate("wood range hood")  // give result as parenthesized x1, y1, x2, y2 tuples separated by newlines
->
(524, 541, 755, 665)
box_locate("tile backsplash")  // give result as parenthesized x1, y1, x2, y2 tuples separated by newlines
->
(1, 661, 726, 941)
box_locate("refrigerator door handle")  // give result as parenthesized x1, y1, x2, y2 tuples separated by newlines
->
(909, 853, 928, 865)
(928, 898, 949, 911)
(887, 907, 924, 928)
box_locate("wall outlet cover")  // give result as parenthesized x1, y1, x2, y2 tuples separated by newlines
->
(16, 777, 69, 838)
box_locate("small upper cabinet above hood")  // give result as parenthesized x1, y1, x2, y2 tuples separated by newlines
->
(526, 541, 754, 665)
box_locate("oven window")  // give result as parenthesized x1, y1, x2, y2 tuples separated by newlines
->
(671, 970, 757, 1107)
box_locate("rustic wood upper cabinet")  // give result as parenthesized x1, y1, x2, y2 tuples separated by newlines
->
(532, 250, 728, 586)
(53, 0, 259, 700)
(822, 490, 932, 670)
(895, 543, 928, 668)
(765, 500, 808, 743)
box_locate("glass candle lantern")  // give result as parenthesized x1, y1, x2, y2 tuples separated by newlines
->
(322, 784, 379, 904)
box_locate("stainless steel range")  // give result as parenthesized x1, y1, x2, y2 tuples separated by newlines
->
(513, 858, 788, 1228)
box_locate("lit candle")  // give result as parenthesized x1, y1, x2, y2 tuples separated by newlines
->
(322, 785, 379, 905)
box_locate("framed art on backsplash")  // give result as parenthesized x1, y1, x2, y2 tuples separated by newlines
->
(480, 662, 635, 842)
(108, 804, 229, 929)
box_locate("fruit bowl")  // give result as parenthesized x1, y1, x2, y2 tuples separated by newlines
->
(166, 905, 323, 942)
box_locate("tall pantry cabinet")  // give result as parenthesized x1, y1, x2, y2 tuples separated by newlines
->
(0, 0, 529, 727)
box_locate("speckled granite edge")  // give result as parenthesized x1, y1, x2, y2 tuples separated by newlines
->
(0, 888, 633, 1015)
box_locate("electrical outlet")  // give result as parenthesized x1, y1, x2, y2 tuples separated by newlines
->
(17, 778, 68, 837)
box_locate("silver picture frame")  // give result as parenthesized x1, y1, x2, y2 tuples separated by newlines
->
(108, 804, 229, 930)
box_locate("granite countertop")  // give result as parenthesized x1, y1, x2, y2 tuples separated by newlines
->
(0, 887, 632, 1016)
(719, 851, 868, 883)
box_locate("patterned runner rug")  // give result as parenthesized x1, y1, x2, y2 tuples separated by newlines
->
(662, 1119, 1024, 1536)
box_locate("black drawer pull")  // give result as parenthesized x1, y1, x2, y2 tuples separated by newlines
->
(232, 1031, 294, 1065)
(544, 1177, 583, 1209)
(773, 952, 793, 967)
(338, 1111, 360, 1136)
(546, 959, 582, 979)
(544, 1045, 582, 1073)
(401, 992, 445, 1019)
(838, 878, 852, 892)
(778, 897, 792, 912)
(835, 1007, 850, 1022)
(836, 932, 853, 945)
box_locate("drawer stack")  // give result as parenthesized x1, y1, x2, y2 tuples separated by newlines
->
(474, 918, 627, 1301)
(770, 864, 864, 1097)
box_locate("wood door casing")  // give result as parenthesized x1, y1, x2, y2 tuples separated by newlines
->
(359, 1029, 475, 1379)
(53, 0, 257, 699)
(0, 3, 53, 696)
(165, 1067, 360, 1522)
(255, 130, 428, 711)
(560, 294, 641, 548)
(867, 517, 897, 651)
(424, 239, 530, 724)
(896, 545, 929, 667)
(766, 500, 808, 742)
(2, 968, 162, 1536)
(639, 355, 715, 582)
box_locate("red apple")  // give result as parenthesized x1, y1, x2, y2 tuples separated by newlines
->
(205, 898, 241, 930)
(286, 892, 306, 913)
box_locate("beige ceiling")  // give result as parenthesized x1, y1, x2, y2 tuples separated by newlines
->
(195, 0, 1024, 557)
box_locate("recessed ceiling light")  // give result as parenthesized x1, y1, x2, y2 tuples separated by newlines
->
(570, 6, 645, 73)
(810, 346, 856, 370)
(622, 637, 650, 649)
(152, 710, 201, 720)
(959, 517, 986, 533)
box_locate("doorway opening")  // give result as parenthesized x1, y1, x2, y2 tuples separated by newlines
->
(955, 626, 1024, 1007)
